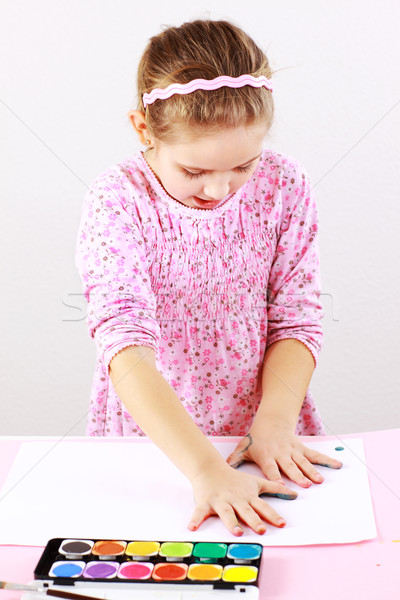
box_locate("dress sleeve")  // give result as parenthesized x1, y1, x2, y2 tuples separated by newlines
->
(266, 164, 323, 366)
(75, 176, 160, 369)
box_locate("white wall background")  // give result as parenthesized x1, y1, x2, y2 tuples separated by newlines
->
(1, 0, 399, 437)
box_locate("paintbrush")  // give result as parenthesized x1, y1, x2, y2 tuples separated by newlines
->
(0, 581, 105, 600)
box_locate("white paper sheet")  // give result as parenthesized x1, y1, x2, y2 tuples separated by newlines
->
(0, 439, 376, 546)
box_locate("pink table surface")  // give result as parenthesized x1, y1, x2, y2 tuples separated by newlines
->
(0, 430, 399, 599)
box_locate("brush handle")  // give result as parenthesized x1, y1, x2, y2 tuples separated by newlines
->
(46, 590, 104, 600)
(0, 582, 104, 600)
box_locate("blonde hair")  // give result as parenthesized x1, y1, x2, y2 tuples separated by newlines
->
(137, 20, 274, 141)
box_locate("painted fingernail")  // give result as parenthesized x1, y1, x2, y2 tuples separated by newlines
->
(257, 525, 266, 534)
(277, 519, 286, 527)
(233, 526, 243, 536)
(188, 522, 197, 531)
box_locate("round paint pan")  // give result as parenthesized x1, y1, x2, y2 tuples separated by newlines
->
(92, 540, 127, 560)
(152, 563, 188, 581)
(49, 561, 85, 578)
(222, 565, 258, 583)
(83, 561, 119, 579)
(188, 563, 223, 582)
(125, 541, 160, 560)
(159, 542, 193, 562)
(58, 539, 94, 559)
(192, 542, 227, 563)
(227, 543, 262, 564)
(118, 562, 154, 580)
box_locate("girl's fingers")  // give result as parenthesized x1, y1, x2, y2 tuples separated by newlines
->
(188, 505, 214, 532)
(265, 448, 342, 487)
(226, 450, 245, 469)
(251, 496, 287, 528)
(214, 503, 244, 536)
(189, 503, 245, 536)
(189, 479, 297, 535)
(304, 449, 343, 470)
(226, 434, 253, 468)
(259, 458, 286, 484)
(291, 452, 325, 484)
(189, 502, 245, 536)
(218, 493, 289, 535)
(277, 460, 313, 488)
(233, 489, 290, 533)
(234, 503, 267, 535)
(257, 478, 298, 500)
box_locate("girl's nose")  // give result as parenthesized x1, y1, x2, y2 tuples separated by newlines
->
(203, 176, 230, 200)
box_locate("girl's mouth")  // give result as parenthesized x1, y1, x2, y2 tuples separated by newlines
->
(192, 196, 225, 209)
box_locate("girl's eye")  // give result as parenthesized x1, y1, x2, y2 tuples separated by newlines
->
(182, 161, 254, 179)
(235, 162, 254, 173)
(183, 170, 203, 179)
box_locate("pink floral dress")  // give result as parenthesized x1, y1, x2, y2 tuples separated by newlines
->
(76, 149, 325, 437)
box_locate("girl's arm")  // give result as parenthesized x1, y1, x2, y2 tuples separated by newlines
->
(110, 345, 227, 481)
(110, 344, 297, 535)
(227, 339, 342, 486)
(256, 338, 315, 431)
(225, 160, 342, 485)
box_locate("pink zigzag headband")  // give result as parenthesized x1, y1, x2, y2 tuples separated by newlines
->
(142, 74, 273, 108)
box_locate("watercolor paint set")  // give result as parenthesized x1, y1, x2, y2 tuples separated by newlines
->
(30, 538, 263, 598)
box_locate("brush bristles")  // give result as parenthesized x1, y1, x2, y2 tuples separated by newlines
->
(0, 581, 33, 591)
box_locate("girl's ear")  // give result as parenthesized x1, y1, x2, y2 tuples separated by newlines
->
(128, 110, 154, 147)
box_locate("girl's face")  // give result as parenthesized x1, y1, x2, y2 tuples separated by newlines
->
(145, 122, 268, 210)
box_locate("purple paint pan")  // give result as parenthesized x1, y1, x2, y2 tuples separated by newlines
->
(83, 561, 119, 579)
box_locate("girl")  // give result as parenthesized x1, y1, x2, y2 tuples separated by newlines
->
(76, 19, 342, 536)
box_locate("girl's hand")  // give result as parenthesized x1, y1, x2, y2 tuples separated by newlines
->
(188, 462, 297, 536)
(226, 426, 343, 488)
